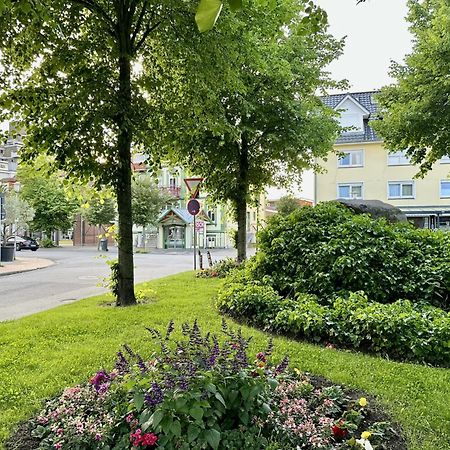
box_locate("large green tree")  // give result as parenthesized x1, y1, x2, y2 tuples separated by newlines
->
(0, 0, 234, 305)
(148, 1, 342, 261)
(373, 0, 450, 175)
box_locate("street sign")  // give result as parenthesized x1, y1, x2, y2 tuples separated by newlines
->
(195, 220, 204, 232)
(187, 198, 201, 216)
(184, 178, 203, 198)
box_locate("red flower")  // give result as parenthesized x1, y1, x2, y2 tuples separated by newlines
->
(332, 422, 348, 439)
(142, 433, 158, 446)
(130, 429, 158, 448)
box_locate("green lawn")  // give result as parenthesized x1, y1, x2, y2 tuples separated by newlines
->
(0, 272, 449, 449)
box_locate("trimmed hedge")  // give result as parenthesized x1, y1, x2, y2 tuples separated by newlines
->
(217, 283, 450, 367)
(254, 202, 450, 309)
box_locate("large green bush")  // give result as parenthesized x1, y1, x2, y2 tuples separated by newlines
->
(254, 202, 450, 308)
(217, 284, 450, 366)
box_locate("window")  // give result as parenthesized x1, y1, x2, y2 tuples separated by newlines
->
(337, 183, 363, 199)
(338, 150, 364, 168)
(207, 209, 216, 223)
(440, 155, 450, 164)
(388, 151, 411, 166)
(340, 113, 364, 132)
(388, 181, 414, 199)
(441, 181, 450, 198)
(169, 176, 178, 189)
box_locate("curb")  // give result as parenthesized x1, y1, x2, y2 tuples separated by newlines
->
(0, 259, 55, 277)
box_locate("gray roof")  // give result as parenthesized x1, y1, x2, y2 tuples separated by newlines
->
(322, 91, 381, 144)
(158, 208, 194, 224)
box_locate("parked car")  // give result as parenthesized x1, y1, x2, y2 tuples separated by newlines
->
(5, 236, 39, 251)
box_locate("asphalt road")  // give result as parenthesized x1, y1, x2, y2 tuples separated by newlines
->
(0, 246, 239, 322)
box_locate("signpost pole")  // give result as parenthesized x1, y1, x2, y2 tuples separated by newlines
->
(193, 214, 197, 270)
(0, 193, 5, 263)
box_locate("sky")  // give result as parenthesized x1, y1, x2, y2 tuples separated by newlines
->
(268, 0, 413, 200)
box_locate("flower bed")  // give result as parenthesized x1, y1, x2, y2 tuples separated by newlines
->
(6, 321, 403, 450)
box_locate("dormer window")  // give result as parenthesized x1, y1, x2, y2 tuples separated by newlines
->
(335, 95, 369, 134)
(339, 113, 364, 132)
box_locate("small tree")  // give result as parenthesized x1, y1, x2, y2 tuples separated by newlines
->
(17, 162, 78, 239)
(83, 196, 117, 247)
(3, 191, 35, 235)
(132, 175, 173, 248)
(276, 196, 301, 216)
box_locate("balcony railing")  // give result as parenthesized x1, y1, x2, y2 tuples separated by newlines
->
(160, 186, 181, 198)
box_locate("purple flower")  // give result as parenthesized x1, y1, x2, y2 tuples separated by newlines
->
(90, 371, 110, 392)
(145, 383, 164, 406)
(275, 356, 289, 374)
(115, 351, 129, 374)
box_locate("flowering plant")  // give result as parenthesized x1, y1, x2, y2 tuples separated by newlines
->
(8, 320, 399, 450)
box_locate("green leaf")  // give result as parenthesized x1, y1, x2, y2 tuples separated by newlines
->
(150, 409, 165, 429)
(187, 423, 201, 442)
(171, 419, 182, 437)
(195, 0, 223, 33)
(227, 0, 242, 12)
(214, 392, 226, 406)
(190, 406, 204, 421)
(133, 391, 145, 411)
(205, 429, 221, 449)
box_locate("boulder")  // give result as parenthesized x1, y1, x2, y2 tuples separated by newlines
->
(338, 199, 407, 223)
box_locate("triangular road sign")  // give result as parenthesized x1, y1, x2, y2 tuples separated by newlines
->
(184, 177, 203, 198)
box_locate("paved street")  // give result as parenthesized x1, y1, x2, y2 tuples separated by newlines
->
(0, 246, 239, 322)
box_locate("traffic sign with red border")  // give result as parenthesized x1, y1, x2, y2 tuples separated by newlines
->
(184, 178, 203, 198)
(187, 198, 201, 216)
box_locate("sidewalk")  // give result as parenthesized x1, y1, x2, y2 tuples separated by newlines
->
(0, 256, 54, 276)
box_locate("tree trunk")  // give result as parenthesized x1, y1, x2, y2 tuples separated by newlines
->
(115, 9, 136, 306)
(236, 139, 249, 263)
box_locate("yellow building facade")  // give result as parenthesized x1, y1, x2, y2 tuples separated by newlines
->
(315, 91, 450, 229)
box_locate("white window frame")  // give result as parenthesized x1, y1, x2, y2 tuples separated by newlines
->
(387, 150, 411, 166)
(440, 180, 450, 198)
(387, 181, 415, 199)
(337, 149, 364, 168)
(440, 155, 450, 164)
(337, 182, 364, 200)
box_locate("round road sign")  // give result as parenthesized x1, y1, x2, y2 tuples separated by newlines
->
(187, 198, 201, 216)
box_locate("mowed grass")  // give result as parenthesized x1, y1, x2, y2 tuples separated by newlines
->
(0, 272, 449, 450)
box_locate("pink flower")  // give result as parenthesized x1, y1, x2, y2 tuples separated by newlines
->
(130, 428, 143, 446)
(54, 444, 62, 450)
(142, 433, 158, 446)
(126, 413, 134, 423)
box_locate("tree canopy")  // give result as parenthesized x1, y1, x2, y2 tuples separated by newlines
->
(147, 0, 342, 260)
(0, 0, 234, 305)
(373, 0, 450, 175)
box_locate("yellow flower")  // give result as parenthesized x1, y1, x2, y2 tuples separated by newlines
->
(294, 368, 302, 376)
(358, 397, 368, 407)
(361, 431, 372, 440)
